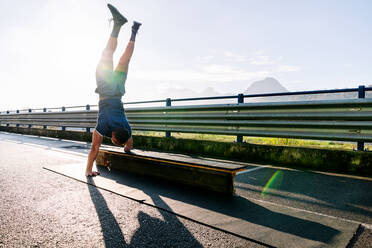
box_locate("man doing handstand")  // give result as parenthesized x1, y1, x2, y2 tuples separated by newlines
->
(86, 4, 141, 177)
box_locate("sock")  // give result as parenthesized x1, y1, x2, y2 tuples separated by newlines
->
(130, 30, 137, 42)
(130, 21, 141, 42)
(111, 22, 122, 38)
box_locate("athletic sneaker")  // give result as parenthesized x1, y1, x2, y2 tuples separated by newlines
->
(107, 4, 127, 26)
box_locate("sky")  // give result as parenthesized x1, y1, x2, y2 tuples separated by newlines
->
(0, 0, 371, 110)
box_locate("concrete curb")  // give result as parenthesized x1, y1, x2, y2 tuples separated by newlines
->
(1, 126, 371, 176)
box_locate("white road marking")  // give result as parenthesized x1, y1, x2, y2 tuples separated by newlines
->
(236, 166, 269, 175)
(47, 151, 86, 161)
(362, 223, 372, 229)
(23, 142, 51, 149)
(2, 138, 87, 160)
(244, 195, 363, 225)
(1, 139, 21, 144)
(49, 147, 88, 158)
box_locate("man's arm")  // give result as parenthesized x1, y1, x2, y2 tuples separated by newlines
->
(124, 136, 133, 152)
(85, 130, 103, 176)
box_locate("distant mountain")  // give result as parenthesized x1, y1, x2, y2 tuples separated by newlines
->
(160, 87, 224, 100)
(242, 77, 368, 102)
(161, 78, 289, 99)
(160, 78, 369, 102)
(200, 87, 221, 96)
(160, 88, 198, 99)
(244, 77, 288, 95)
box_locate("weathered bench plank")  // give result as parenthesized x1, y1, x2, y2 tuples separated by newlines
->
(96, 148, 246, 195)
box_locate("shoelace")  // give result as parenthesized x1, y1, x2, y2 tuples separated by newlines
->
(108, 18, 113, 28)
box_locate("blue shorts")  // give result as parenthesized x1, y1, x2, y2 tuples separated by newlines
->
(95, 98, 132, 138)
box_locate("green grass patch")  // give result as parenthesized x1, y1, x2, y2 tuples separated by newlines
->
(132, 130, 372, 151)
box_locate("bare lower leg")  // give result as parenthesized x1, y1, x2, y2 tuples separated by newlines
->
(103, 36, 118, 55)
(115, 21, 141, 73)
(116, 41, 134, 73)
(102, 10, 125, 55)
(85, 148, 100, 177)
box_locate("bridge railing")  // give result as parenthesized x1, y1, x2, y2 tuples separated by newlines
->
(0, 85, 371, 151)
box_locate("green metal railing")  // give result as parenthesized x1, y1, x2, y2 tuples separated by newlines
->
(0, 85, 371, 151)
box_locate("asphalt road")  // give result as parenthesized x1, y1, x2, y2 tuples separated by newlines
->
(235, 164, 372, 225)
(0, 131, 371, 247)
(0, 132, 266, 248)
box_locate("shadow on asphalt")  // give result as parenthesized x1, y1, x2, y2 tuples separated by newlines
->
(234, 168, 372, 219)
(0, 133, 348, 244)
(87, 177, 202, 248)
(95, 166, 340, 244)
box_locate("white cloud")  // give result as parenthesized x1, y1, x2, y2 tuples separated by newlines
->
(245, 53, 300, 73)
(197, 50, 246, 64)
(277, 65, 301, 72)
(222, 51, 246, 62)
(196, 55, 216, 63)
(132, 51, 300, 87)
(132, 67, 270, 83)
(201, 64, 237, 74)
(249, 55, 276, 65)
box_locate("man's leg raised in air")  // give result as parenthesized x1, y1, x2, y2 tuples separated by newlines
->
(115, 21, 141, 73)
(115, 22, 141, 153)
(97, 4, 128, 76)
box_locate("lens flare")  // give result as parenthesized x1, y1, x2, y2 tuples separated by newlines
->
(261, 170, 282, 196)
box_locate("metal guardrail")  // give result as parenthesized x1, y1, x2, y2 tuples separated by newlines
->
(0, 85, 371, 151)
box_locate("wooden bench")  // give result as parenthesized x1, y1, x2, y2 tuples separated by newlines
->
(96, 148, 247, 195)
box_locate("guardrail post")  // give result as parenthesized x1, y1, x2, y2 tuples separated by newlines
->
(86, 104, 90, 132)
(16, 110, 19, 127)
(237, 93, 244, 143)
(28, 109, 32, 128)
(61, 107, 66, 131)
(165, 98, 171, 138)
(357, 85, 365, 151)
(43, 108, 47, 129)
(6, 111, 9, 127)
